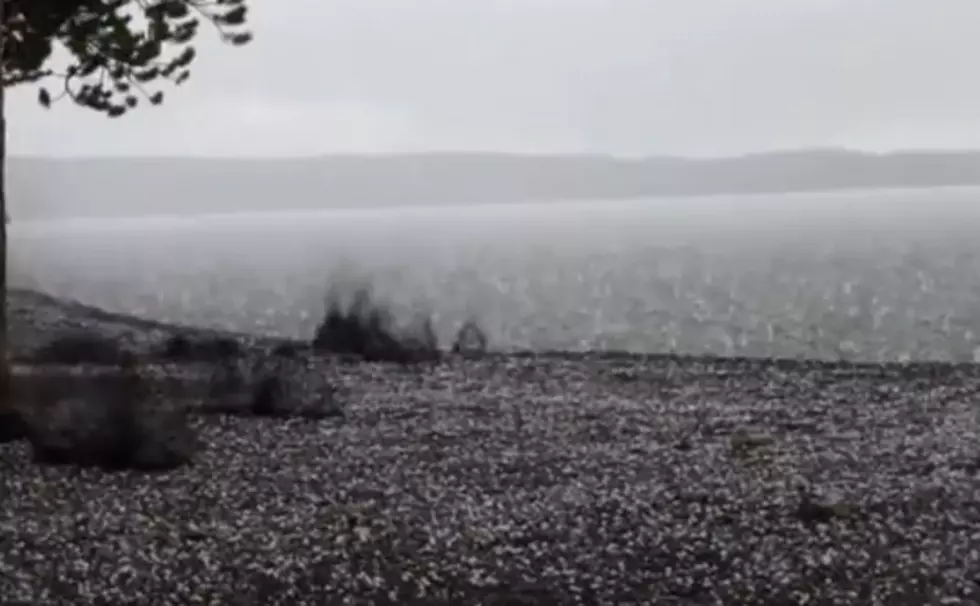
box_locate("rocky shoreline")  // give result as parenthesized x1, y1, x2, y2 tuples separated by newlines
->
(2, 288, 980, 604)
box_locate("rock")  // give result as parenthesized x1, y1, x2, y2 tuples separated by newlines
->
(777, 419, 822, 434)
(270, 341, 306, 358)
(674, 436, 694, 451)
(730, 428, 775, 453)
(312, 287, 440, 364)
(609, 367, 639, 381)
(796, 489, 861, 525)
(199, 354, 342, 420)
(159, 333, 243, 363)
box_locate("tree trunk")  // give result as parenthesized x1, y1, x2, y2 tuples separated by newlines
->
(0, 0, 9, 410)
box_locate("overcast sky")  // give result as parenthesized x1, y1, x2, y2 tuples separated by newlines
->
(10, 0, 980, 158)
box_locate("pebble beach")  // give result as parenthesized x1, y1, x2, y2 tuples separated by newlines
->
(2, 290, 980, 605)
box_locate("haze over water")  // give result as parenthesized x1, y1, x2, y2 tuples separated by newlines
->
(11, 186, 980, 362)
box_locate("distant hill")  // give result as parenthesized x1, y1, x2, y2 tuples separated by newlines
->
(10, 149, 980, 220)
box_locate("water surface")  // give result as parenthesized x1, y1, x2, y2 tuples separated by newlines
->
(12, 187, 980, 361)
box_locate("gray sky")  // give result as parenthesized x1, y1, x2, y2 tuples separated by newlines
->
(10, 0, 980, 158)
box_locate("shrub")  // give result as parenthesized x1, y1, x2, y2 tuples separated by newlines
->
(160, 333, 193, 360)
(20, 354, 197, 471)
(795, 486, 860, 525)
(247, 356, 343, 420)
(207, 355, 249, 400)
(270, 341, 305, 358)
(0, 409, 27, 444)
(31, 330, 129, 366)
(200, 353, 342, 420)
(159, 332, 243, 362)
(311, 287, 440, 363)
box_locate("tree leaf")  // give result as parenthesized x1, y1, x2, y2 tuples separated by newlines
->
(217, 6, 248, 26)
(38, 87, 52, 108)
(225, 32, 253, 46)
(8, 0, 251, 118)
(163, 1, 190, 19)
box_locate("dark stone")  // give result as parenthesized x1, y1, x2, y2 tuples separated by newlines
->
(795, 487, 860, 527)
(674, 437, 693, 451)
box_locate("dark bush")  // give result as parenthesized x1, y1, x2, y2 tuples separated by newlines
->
(200, 353, 342, 420)
(247, 358, 342, 420)
(31, 330, 128, 365)
(452, 319, 489, 356)
(270, 341, 305, 358)
(0, 409, 26, 444)
(0, 368, 25, 443)
(161, 333, 193, 360)
(20, 356, 197, 471)
(312, 287, 440, 363)
(160, 332, 243, 362)
(207, 355, 249, 400)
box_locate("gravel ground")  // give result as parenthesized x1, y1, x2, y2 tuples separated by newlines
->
(3, 289, 980, 604)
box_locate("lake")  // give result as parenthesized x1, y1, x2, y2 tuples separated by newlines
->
(10, 186, 980, 361)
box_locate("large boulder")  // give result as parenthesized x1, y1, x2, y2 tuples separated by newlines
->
(250, 358, 343, 420)
(207, 355, 250, 400)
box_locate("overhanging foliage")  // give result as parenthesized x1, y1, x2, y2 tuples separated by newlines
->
(3, 0, 252, 116)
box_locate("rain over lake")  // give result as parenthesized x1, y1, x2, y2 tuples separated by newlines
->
(11, 186, 980, 362)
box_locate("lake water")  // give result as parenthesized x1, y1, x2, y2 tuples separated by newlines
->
(10, 187, 980, 361)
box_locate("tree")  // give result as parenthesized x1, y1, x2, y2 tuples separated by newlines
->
(0, 0, 252, 408)
(4, 0, 252, 114)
